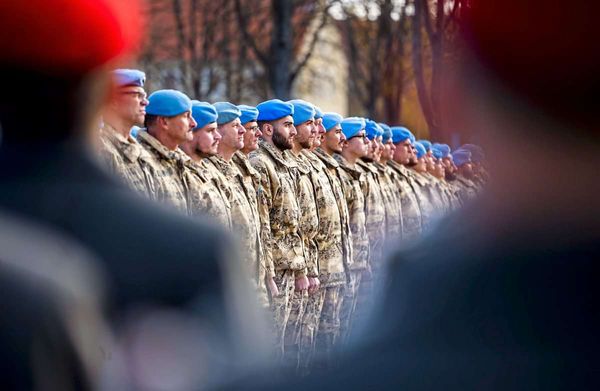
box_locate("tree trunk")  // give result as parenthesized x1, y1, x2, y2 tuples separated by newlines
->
(269, 0, 293, 99)
(411, 0, 435, 134)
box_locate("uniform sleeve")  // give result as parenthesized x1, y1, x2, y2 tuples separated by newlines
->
(251, 158, 275, 278)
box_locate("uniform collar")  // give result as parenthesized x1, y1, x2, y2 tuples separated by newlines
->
(232, 151, 259, 178)
(314, 148, 340, 168)
(137, 130, 185, 162)
(334, 154, 363, 179)
(257, 140, 297, 169)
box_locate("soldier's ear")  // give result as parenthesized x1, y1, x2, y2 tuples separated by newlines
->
(262, 123, 273, 137)
(158, 116, 169, 129)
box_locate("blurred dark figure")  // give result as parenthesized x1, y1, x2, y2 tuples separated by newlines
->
(229, 1, 600, 389)
(0, 1, 266, 388)
(0, 210, 109, 390)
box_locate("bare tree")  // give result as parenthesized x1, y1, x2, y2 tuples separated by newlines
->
(338, 0, 410, 123)
(234, 0, 334, 99)
(411, 0, 465, 140)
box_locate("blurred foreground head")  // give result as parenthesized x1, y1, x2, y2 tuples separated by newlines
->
(0, 0, 144, 144)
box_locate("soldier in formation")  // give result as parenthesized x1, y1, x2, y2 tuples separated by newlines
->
(95, 69, 488, 372)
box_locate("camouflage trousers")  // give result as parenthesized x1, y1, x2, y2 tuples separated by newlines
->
(314, 285, 343, 368)
(298, 288, 326, 373)
(283, 288, 308, 368)
(339, 270, 363, 346)
(271, 269, 297, 360)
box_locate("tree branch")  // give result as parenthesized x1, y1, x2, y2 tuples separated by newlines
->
(290, 2, 331, 82)
(233, 0, 269, 66)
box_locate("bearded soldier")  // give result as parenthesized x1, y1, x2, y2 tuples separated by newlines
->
(251, 99, 306, 358)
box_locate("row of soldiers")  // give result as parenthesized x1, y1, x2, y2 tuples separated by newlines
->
(97, 68, 487, 372)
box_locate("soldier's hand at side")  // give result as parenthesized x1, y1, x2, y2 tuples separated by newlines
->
(308, 277, 320, 295)
(267, 277, 279, 297)
(295, 275, 309, 292)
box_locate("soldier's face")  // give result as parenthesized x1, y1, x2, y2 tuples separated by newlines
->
(323, 126, 345, 153)
(344, 131, 369, 158)
(313, 118, 325, 148)
(165, 110, 196, 144)
(393, 140, 412, 164)
(382, 140, 395, 160)
(294, 119, 316, 149)
(272, 116, 296, 151)
(111, 86, 148, 127)
(191, 122, 220, 156)
(242, 121, 261, 152)
(426, 155, 436, 172)
(218, 118, 245, 152)
(435, 160, 445, 177)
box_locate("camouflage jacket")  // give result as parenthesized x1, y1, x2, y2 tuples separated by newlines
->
(356, 160, 387, 267)
(250, 141, 306, 274)
(422, 172, 451, 215)
(137, 130, 188, 213)
(374, 162, 403, 241)
(301, 150, 347, 286)
(334, 154, 370, 272)
(287, 151, 320, 278)
(182, 157, 232, 229)
(453, 176, 479, 204)
(387, 160, 423, 240)
(98, 124, 156, 197)
(314, 148, 354, 280)
(232, 151, 274, 302)
(404, 169, 437, 231)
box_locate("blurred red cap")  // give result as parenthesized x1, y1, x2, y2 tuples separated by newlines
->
(0, 0, 145, 76)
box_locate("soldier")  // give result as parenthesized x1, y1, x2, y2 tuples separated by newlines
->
(180, 101, 232, 227)
(335, 117, 371, 347)
(98, 69, 155, 197)
(431, 144, 462, 211)
(460, 144, 489, 187)
(208, 102, 270, 307)
(251, 99, 306, 358)
(311, 113, 354, 366)
(282, 99, 320, 369)
(376, 123, 403, 241)
(451, 149, 479, 203)
(417, 139, 451, 216)
(388, 127, 423, 240)
(234, 105, 278, 301)
(137, 90, 197, 213)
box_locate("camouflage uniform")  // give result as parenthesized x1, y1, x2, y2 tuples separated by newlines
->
(232, 151, 273, 307)
(281, 151, 320, 368)
(250, 141, 306, 357)
(406, 169, 437, 232)
(98, 124, 156, 197)
(313, 148, 353, 362)
(137, 130, 188, 213)
(336, 155, 372, 345)
(181, 157, 232, 228)
(422, 172, 451, 216)
(373, 162, 403, 242)
(454, 175, 480, 204)
(206, 155, 270, 306)
(388, 160, 423, 239)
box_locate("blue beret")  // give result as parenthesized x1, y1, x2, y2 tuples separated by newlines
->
(460, 144, 485, 163)
(191, 101, 218, 130)
(257, 99, 294, 121)
(365, 120, 382, 140)
(379, 123, 393, 142)
(146, 89, 192, 117)
(419, 140, 432, 151)
(322, 112, 343, 131)
(288, 99, 316, 126)
(213, 102, 241, 125)
(112, 69, 145, 87)
(414, 141, 427, 159)
(432, 143, 451, 158)
(314, 106, 324, 120)
(452, 149, 472, 166)
(431, 147, 443, 160)
(391, 126, 412, 144)
(341, 117, 366, 139)
(238, 105, 259, 125)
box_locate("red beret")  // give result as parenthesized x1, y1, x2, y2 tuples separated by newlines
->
(0, 0, 145, 75)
